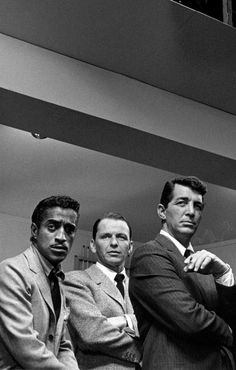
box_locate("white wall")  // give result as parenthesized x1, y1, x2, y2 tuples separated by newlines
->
(0, 213, 29, 261)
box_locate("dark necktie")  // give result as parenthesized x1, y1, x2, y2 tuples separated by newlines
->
(184, 248, 193, 258)
(114, 273, 125, 298)
(49, 269, 61, 321)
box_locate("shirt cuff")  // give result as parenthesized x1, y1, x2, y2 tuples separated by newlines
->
(125, 314, 134, 330)
(215, 264, 234, 286)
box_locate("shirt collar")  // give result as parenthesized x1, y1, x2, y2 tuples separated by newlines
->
(160, 230, 194, 256)
(96, 262, 127, 283)
(32, 244, 65, 280)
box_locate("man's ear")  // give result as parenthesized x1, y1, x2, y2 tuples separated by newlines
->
(31, 223, 38, 240)
(89, 239, 97, 254)
(128, 241, 133, 256)
(157, 204, 166, 221)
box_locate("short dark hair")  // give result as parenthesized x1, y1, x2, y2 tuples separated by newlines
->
(31, 195, 80, 228)
(92, 212, 132, 240)
(160, 176, 207, 208)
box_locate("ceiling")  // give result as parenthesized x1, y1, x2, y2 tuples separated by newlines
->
(0, 0, 236, 245)
(0, 0, 235, 115)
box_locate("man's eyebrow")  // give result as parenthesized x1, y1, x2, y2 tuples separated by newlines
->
(45, 219, 76, 226)
(175, 197, 189, 201)
(45, 219, 59, 223)
(175, 197, 203, 202)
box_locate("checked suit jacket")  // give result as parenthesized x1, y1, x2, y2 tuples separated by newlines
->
(0, 246, 78, 370)
(64, 264, 141, 370)
(129, 234, 235, 370)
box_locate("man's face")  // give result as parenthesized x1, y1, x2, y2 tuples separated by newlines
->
(158, 184, 204, 244)
(31, 207, 78, 266)
(90, 218, 133, 273)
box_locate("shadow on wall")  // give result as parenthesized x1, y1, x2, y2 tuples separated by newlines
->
(194, 220, 235, 245)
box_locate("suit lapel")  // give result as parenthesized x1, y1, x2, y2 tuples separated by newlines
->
(87, 264, 125, 310)
(155, 234, 183, 258)
(24, 246, 54, 315)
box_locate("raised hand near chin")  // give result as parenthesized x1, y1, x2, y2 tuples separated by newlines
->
(184, 250, 229, 277)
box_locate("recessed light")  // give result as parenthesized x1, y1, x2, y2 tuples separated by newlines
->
(31, 132, 47, 139)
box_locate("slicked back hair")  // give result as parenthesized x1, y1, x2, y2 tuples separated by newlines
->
(160, 176, 207, 209)
(92, 212, 132, 240)
(31, 195, 80, 228)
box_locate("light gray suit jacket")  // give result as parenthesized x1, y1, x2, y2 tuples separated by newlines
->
(64, 264, 141, 370)
(0, 246, 79, 370)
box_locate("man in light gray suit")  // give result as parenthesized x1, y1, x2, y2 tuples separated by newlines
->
(64, 212, 141, 370)
(0, 195, 80, 370)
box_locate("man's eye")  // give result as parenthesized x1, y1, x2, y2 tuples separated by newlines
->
(101, 235, 110, 239)
(117, 235, 128, 241)
(65, 226, 76, 235)
(195, 204, 203, 211)
(176, 201, 186, 206)
(47, 224, 56, 231)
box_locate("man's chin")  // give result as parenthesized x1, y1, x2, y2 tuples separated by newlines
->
(181, 226, 196, 235)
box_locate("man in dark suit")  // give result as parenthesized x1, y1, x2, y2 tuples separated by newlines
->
(64, 212, 141, 369)
(0, 195, 80, 370)
(129, 176, 235, 370)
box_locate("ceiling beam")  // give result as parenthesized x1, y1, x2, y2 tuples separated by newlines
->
(1, 87, 235, 190)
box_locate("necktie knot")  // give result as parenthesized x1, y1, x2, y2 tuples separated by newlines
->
(184, 249, 193, 258)
(114, 273, 125, 298)
(49, 269, 59, 281)
(114, 273, 125, 283)
(49, 268, 64, 281)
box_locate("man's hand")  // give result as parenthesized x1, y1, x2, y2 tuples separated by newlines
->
(184, 250, 229, 277)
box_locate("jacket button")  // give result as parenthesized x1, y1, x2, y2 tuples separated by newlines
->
(48, 334, 54, 341)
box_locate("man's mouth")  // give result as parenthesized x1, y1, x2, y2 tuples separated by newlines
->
(108, 251, 120, 255)
(181, 221, 195, 227)
(51, 245, 68, 253)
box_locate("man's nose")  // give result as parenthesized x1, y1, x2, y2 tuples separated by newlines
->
(110, 235, 118, 246)
(186, 202, 195, 215)
(55, 227, 67, 241)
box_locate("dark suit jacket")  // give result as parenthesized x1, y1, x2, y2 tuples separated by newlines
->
(0, 246, 78, 370)
(129, 234, 235, 370)
(64, 264, 141, 369)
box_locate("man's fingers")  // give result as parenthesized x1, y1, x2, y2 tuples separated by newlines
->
(184, 251, 214, 272)
(199, 256, 212, 270)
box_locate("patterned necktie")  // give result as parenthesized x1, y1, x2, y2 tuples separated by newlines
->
(114, 273, 125, 298)
(49, 268, 61, 321)
(184, 248, 193, 258)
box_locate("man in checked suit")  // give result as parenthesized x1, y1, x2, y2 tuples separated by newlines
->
(129, 176, 236, 370)
(0, 195, 80, 370)
(64, 212, 141, 369)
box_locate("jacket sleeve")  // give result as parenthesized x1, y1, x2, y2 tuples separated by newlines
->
(216, 282, 236, 328)
(64, 272, 141, 364)
(129, 244, 233, 348)
(0, 260, 79, 370)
